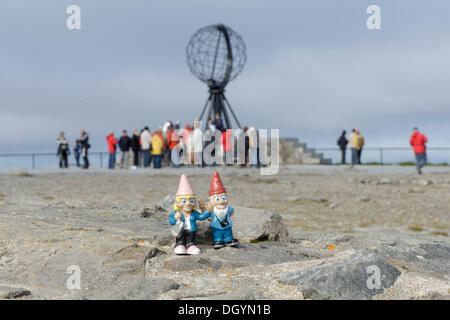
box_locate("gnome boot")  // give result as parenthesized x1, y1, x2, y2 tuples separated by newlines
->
(174, 245, 187, 255)
(213, 241, 225, 249)
(226, 239, 239, 247)
(187, 245, 201, 255)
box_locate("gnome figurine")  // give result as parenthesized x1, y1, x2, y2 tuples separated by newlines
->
(169, 174, 211, 255)
(206, 171, 239, 249)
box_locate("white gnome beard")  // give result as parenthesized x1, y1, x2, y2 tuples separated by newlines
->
(213, 205, 228, 220)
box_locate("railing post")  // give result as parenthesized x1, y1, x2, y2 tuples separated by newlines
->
(379, 148, 383, 165)
(100, 153, 103, 168)
(32, 154, 36, 169)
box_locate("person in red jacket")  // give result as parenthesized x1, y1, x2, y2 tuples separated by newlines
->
(106, 132, 118, 169)
(410, 127, 428, 174)
(183, 124, 193, 164)
(167, 125, 180, 168)
(221, 129, 233, 165)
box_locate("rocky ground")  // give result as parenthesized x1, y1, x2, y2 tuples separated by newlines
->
(0, 165, 449, 300)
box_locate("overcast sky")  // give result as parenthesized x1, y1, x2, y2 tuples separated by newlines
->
(1, 0, 449, 153)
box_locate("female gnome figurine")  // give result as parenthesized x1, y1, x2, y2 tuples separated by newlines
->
(169, 174, 210, 255)
(206, 171, 239, 249)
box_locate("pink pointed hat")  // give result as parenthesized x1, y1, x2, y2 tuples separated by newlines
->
(176, 174, 195, 196)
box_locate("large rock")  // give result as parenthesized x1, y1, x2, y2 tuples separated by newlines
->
(375, 241, 450, 279)
(162, 255, 223, 272)
(147, 242, 332, 273)
(192, 287, 261, 300)
(101, 277, 179, 300)
(123, 278, 179, 299)
(278, 251, 401, 300)
(139, 195, 176, 219)
(232, 206, 289, 242)
(154, 195, 176, 212)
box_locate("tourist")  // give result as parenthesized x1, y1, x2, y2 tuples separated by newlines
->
(221, 129, 233, 165)
(207, 119, 216, 132)
(79, 129, 90, 169)
(354, 129, 365, 165)
(173, 121, 182, 138)
(140, 126, 152, 168)
(234, 127, 244, 165)
(243, 126, 250, 167)
(162, 121, 172, 141)
(73, 139, 81, 167)
(130, 129, 140, 169)
(348, 129, 357, 165)
(204, 119, 217, 166)
(106, 131, 118, 169)
(236, 126, 250, 167)
(183, 124, 193, 165)
(174, 120, 181, 131)
(118, 130, 132, 169)
(212, 113, 225, 132)
(56, 131, 69, 168)
(410, 127, 428, 175)
(163, 122, 173, 167)
(151, 128, 164, 169)
(337, 130, 349, 165)
(256, 129, 261, 167)
(167, 124, 180, 168)
(154, 126, 165, 165)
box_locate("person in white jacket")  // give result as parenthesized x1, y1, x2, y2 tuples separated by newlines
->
(140, 127, 152, 168)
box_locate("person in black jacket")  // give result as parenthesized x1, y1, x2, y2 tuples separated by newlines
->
(57, 131, 70, 168)
(79, 129, 90, 169)
(212, 113, 225, 132)
(337, 130, 349, 165)
(73, 139, 81, 167)
(130, 129, 140, 168)
(244, 126, 250, 166)
(118, 130, 132, 169)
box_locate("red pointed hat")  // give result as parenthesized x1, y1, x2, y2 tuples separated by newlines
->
(209, 171, 226, 196)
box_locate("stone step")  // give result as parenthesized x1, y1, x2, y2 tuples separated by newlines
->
(280, 137, 332, 165)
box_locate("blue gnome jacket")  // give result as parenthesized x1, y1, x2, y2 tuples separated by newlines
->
(210, 206, 234, 230)
(169, 210, 211, 232)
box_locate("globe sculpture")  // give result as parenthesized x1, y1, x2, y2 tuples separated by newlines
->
(186, 24, 246, 129)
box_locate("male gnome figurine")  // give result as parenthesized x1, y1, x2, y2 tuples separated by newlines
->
(169, 174, 210, 255)
(206, 171, 239, 249)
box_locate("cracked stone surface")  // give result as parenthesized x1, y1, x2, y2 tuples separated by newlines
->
(0, 167, 449, 299)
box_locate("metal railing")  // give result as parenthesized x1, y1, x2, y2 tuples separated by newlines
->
(0, 151, 110, 169)
(315, 147, 450, 165)
(0, 147, 449, 168)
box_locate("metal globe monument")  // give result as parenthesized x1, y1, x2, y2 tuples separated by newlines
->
(186, 24, 246, 129)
